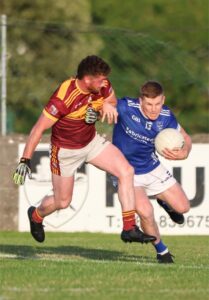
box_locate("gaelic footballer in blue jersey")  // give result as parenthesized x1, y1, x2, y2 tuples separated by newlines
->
(113, 81, 192, 263)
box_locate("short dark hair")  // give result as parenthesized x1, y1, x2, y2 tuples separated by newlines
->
(77, 55, 111, 79)
(140, 81, 164, 98)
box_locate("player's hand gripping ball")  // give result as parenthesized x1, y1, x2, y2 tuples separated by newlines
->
(154, 128, 185, 156)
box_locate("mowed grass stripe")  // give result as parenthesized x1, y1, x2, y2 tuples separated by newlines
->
(0, 232, 209, 300)
(1, 252, 209, 271)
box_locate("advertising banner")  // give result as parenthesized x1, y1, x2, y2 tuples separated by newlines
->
(18, 144, 209, 235)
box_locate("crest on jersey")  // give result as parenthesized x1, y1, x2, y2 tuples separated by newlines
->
(156, 121, 164, 131)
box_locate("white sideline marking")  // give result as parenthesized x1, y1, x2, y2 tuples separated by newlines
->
(136, 262, 209, 270)
(3, 287, 209, 294)
(4, 287, 96, 293)
(1, 252, 209, 270)
(0, 253, 19, 259)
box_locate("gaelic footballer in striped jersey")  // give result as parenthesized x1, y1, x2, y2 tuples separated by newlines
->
(13, 55, 156, 245)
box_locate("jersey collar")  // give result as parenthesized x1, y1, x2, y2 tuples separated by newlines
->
(75, 79, 90, 94)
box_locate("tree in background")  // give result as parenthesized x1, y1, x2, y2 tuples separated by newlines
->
(91, 0, 209, 134)
(0, 0, 208, 134)
(0, 0, 103, 132)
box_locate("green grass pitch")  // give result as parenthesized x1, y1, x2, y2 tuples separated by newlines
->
(0, 232, 209, 300)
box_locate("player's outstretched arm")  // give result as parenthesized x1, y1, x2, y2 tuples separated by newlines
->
(13, 113, 56, 185)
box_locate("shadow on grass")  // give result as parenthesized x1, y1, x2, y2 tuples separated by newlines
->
(0, 244, 155, 263)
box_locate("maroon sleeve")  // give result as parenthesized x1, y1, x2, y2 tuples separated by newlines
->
(100, 79, 113, 98)
(43, 96, 67, 120)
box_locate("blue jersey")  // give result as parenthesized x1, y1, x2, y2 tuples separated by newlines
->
(113, 97, 180, 174)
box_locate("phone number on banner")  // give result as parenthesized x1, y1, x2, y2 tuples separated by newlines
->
(157, 215, 209, 228)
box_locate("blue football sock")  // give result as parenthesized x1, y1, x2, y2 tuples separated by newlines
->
(154, 240, 168, 254)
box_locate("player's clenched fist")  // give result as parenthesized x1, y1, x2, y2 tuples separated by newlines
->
(13, 157, 32, 185)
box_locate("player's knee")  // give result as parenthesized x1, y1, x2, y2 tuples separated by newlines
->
(181, 201, 190, 213)
(136, 205, 154, 222)
(176, 200, 190, 214)
(58, 202, 69, 209)
(55, 196, 71, 209)
(184, 200, 190, 213)
(118, 164, 134, 180)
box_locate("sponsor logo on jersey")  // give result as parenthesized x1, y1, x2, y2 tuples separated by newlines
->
(75, 101, 83, 109)
(124, 126, 154, 144)
(49, 104, 58, 116)
(160, 170, 172, 183)
(160, 109, 171, 116)
(127, 99, 139, 108)
(131, 114, 141, 123)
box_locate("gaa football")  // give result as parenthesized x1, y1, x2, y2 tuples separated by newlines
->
(154, 128, 185, 156)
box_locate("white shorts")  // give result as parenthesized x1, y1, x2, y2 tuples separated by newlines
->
(134, 164, 176, 196)
(50, 133, 110, 177)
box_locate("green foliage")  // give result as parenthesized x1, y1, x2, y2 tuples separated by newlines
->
(0, 0, 208, 133)
(91, 0, 208, 49)
(91, 0, 209, 134)
(1, 232, 209, 300)
(0, 0, 103, 132)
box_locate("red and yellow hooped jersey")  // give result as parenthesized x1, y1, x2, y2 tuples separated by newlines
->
(43, 77, 113, 149)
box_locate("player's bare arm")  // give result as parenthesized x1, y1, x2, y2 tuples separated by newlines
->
(101, 91, 118, 124)
(13, 113, 56, 185)
(162, 127, 192, 160)
(22, 113, 56, 159)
